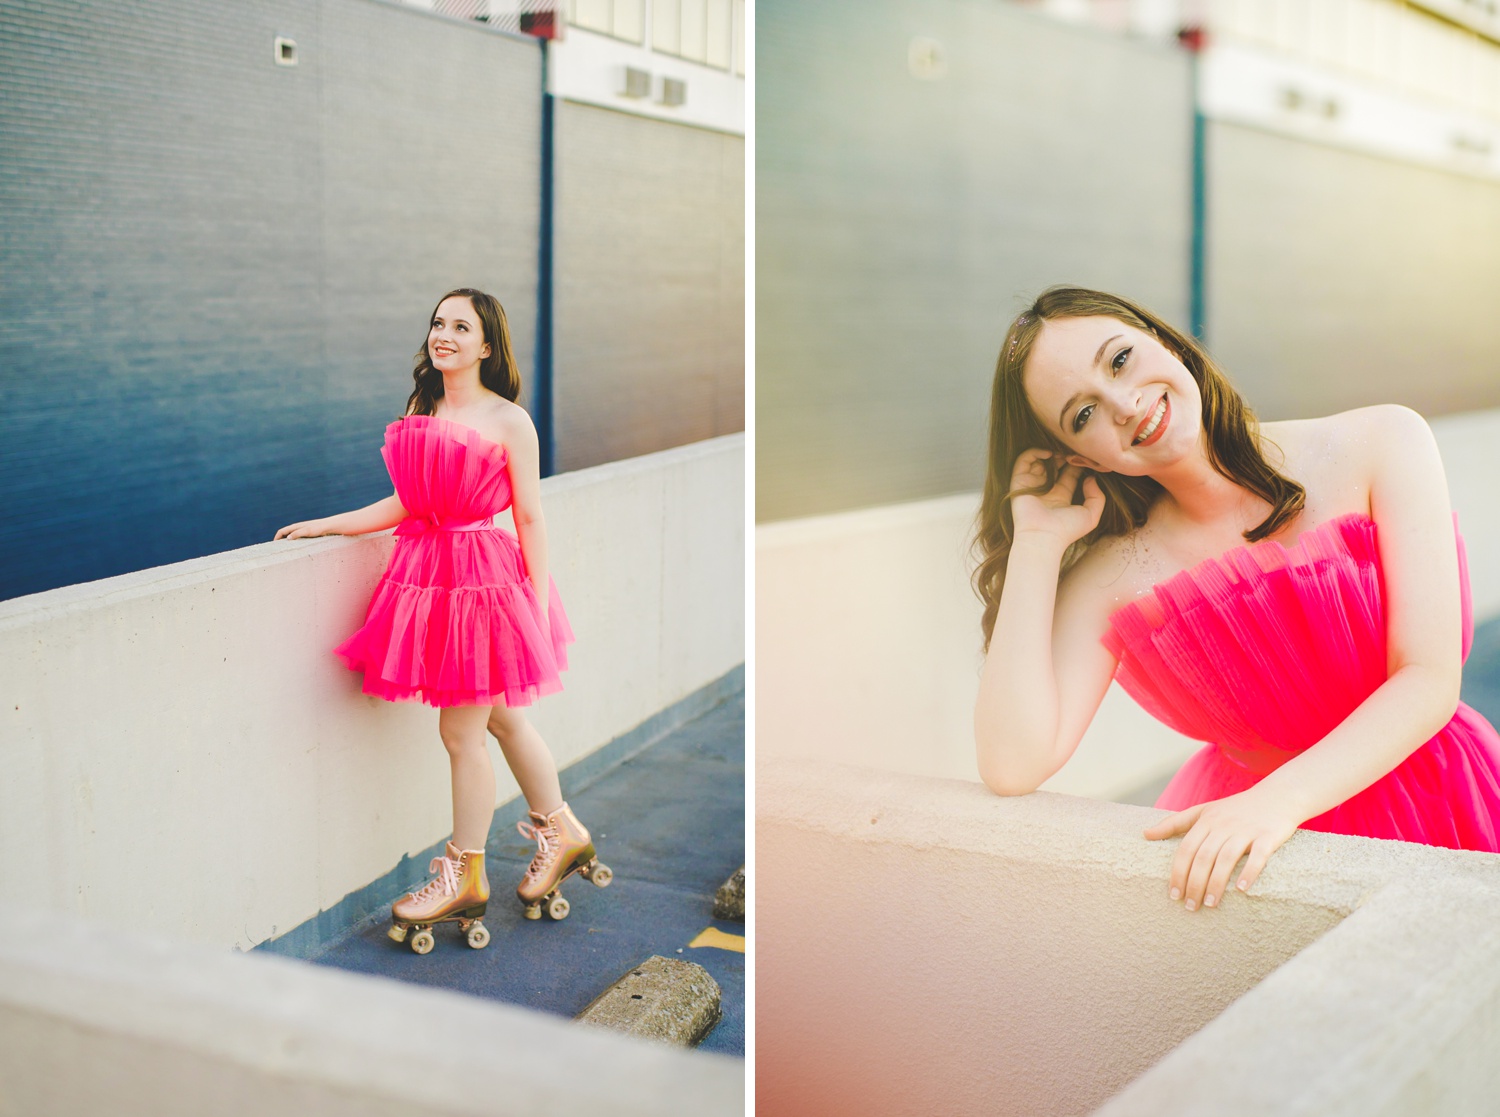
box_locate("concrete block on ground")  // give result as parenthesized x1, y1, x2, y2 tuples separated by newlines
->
(713, 866, 745, 921)
(577, 955, 722, 1047)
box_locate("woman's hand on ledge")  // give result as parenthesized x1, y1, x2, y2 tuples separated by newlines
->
(1143, 787, 1300, 912)
(274, 519, 338, 541)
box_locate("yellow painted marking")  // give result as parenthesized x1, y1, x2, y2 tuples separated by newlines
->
(688, 926, 745, 953)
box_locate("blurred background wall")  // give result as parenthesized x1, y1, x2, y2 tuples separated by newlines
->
(0, 0, 745, 600)
(757, 0, 1500, 522)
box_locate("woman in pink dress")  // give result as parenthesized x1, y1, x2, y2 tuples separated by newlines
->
(973, 286, 1500, 914)
(276, 288, 610, 954)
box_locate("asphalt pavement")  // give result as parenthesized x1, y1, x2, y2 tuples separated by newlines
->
(306, 689, 746, 1056)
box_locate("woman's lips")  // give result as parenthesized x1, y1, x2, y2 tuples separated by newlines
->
(1134, 394, 1170, 447)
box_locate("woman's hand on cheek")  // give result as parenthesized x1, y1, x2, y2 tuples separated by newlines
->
(1143, 788, 1300, 911)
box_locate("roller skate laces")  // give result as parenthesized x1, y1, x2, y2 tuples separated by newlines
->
(515, 802, 613, 921)
(387, 842, 492, 955)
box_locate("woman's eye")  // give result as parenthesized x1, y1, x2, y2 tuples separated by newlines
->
(1073, 403, 1094, 433)
(457, 323, 467, 331)
(1112, 346, 1132, 373)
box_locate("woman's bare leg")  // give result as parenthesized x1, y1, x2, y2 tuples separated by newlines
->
(439, 704, 498, 852)
(487, 700, 563, 815)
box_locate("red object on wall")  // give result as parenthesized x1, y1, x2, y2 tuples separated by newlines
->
(1177, 25, 1208, 52)
(521, 11, 560, 40)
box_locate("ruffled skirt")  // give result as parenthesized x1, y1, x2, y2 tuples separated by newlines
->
(1156, 703, 1500, 852)
(334, 528, 574, 708)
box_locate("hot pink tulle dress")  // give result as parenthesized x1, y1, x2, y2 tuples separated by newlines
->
(334, 414, 574, 708)
(1103, 511, 1500, 851)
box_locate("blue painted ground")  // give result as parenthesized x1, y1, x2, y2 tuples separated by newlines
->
(307, 690, 746, 1056)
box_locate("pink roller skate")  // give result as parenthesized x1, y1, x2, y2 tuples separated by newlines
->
(388, 842, 492, 954)
(516, 802, 612, 921)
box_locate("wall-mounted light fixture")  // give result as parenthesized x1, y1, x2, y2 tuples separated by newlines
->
(274, 36, 297, 66)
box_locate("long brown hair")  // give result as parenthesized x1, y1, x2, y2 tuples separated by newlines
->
(972, 286, 1304, 648)
(405, 287, 522, 417)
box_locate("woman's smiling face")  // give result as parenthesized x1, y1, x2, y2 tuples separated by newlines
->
(428, 295, 491, 374)
(1021, 315, 1202, 475)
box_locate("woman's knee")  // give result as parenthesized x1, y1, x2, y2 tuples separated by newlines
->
(439, 719, 487, 758)
(486, 704, 525, 747)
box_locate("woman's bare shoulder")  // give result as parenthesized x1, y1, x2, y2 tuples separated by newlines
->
(1263, 405, 1425, 497)
(1058, 528, 1152, 620)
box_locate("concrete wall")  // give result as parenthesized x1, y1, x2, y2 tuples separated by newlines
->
(0, 907, 741, 1116)
(0, 0, 542, 598)
(759, 761, 1500, 1117)
(1206, 121, 1500, 420)
(554, 102, 746, 471)
(0, 434, 743, 951)
(755, 0, 1193, 521)
(757, 410, 1500, 800)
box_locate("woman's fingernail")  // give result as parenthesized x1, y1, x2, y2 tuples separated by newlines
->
(1237, 879, 1249, 891)
(1169, 887, 1180, 900)
(1184, 899, 1196, 911)
(1205, 894, 1216, 907)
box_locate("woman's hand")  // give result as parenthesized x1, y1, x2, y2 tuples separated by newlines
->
(1144, 787, 1301, 910)
(1009, 449, 1105, 548)
(274, 519, 337, 541)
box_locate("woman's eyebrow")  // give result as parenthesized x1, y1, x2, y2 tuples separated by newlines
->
(1055, 334, 1124, 430)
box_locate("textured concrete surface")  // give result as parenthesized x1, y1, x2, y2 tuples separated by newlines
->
(555, 101, 745, 471)
(0, 908, 741, 1117)
(308, 692, 746, 1056)
(758, 759, 1500, 1117)
(576, 955, 722, 1046)
(0, 436, 742, 953)
(713, 866, 745, 921)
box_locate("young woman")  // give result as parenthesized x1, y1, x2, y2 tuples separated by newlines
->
(973, 286, 1500, 914)
(276, 287, 610, 955)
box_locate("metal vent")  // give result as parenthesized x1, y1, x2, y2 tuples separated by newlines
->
(274, 36, 297, 66)
(622, 67, 651, 99)
(661, 77, 686, 107)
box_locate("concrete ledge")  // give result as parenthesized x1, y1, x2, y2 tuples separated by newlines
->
(577, 956, 723, 1047)
(712, 867, 745, 921)
(758, 759, 1500, 1117)
(0, 909, 741, 1117)
(0, 434, 743, 951)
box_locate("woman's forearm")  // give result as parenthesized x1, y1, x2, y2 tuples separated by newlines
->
(1252, 663, 1461, 824)
(974, 531, 1070, 794)
(326, 494, 408, 536)
(515, 511, 550, 616)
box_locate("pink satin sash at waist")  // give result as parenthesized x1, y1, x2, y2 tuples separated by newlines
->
(394, 514, 496, 536)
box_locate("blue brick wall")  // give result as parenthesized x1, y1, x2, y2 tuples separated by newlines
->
(0, 0, 543, 599)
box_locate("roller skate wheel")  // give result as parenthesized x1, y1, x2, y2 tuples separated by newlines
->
(547, 894, 571, 921)
(588, 862, 613, 888)
(387, 923, 409, 944)
(466, 922, 491, 950)
(409, 929, 436, 955)
(523, 903, 542, 921)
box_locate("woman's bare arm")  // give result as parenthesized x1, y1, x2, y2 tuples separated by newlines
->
(975, 451, 1120, 795)
(500, 409, 550, 624)
(1148, 404, 1461, 909)
(274, 492, 408, 540)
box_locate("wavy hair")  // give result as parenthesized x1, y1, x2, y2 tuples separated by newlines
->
(405, 287, 521, 416)
(972, 286, 1305, 648)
